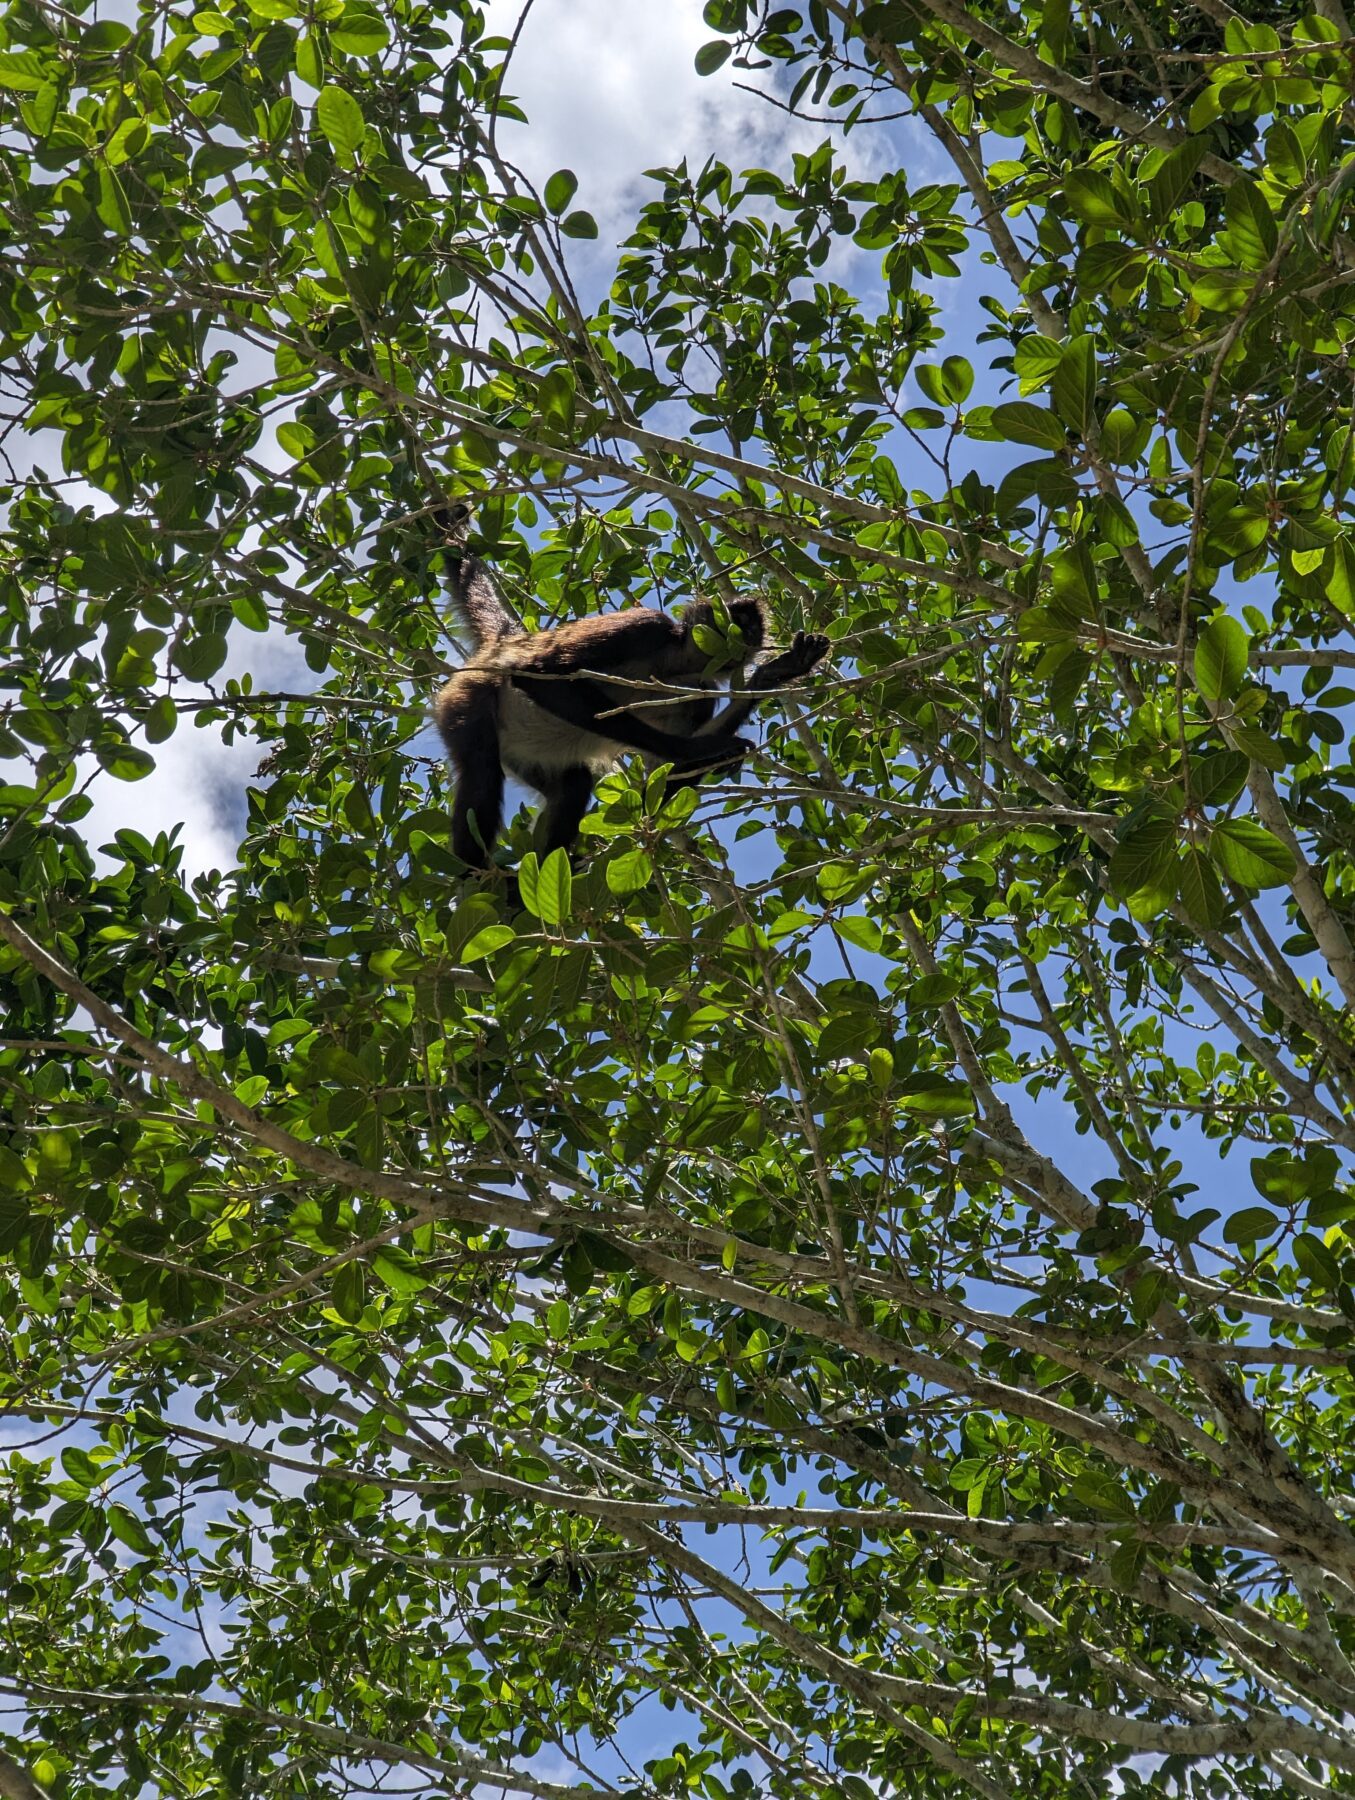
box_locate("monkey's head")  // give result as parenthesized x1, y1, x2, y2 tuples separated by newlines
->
(682, 595, 767, 667)
(430, 499, 472, 540)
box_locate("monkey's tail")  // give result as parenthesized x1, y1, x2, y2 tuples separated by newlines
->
(445, 555, 521, 648)
(427, 501, 521, 647)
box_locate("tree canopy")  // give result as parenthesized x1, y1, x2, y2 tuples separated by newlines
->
(4, 0, 1355, 1795)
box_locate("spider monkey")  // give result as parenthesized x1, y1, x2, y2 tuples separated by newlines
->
(432, 526, 829, 869)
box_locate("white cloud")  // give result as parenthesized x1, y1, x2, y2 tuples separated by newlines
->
(77, 713, 262, 885)
(19, 9, 920, 885)
(483, 0, 893, 243)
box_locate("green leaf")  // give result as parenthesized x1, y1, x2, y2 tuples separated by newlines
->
(695, 40, 732, 74)
(1252, 1157, 1313, 1206)
(560, 210, 599, 239)
(1208, 819, 1296, 889)
(105, 117, 150, 167)
(0, 52, 49, 91)
(535, 848, 573, 926)
(1064, 168, 1131, 227)
(459, 925, 515, 962)
(606, 849, 653, 895)
(1191, 751, 1248, 808)
(1325, 537, 1355, 613)
(896, 1076, 974, 1118)
(1049, 648, 1091, 718)
(989, 403, 1067, 451)
(544, 169, 579, 216)
(1221, 1205, 1279, 1245)
(1223, 177, 1277, 267)
(1097, 409, 1143, 465)
(1145, 139, 1207, 220)
(1108, 817, 1177, 899)
(1293, 1232, 1341, 1290)
(518, 852, 542, 917)
(343, 782, 374, 832)
(538, 367, 576, 433)
(317, 84, 365, 157)
(96, 744, 156, 782)
(1309, 1191, 1355, 1228)
(1013, 336, 1063, 393)
(1193, 615, 1248, 701)
(174, 634, 229, 680)
(330, 8, 390, 53)
(562, 1242, 593, 1296)
(908, 972, 961, 1006)
(61, 1446, 100, 1488)
(1094, 494, 1140, 546)
(370, 1247, 428, 1295)
(0, 1147, 31, 1193)
(997, 456, 1080, 511)
(296, 30, 324, 85)
(942, 355, 974, 403)
(107, 1503, 156, 1556)
(657, 783, 699, 829)
(231, 590, 270, 632)
(332, 1259, 366, 1322)
(19, 78, 58, 137)
(1177, 847, 1226, 930)
(837, 914, 881, 953)
(1072, 1473, 1136, 1517)
(1130, 1267, 1168, 1321)
(818, 862, 878, 904)
(1052, 335, 1096, 437)
(97, 167, 131, 233)
(1226, 723, 1287, 771)
(916, 359, 972, 406)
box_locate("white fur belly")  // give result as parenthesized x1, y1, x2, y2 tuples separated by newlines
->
(498, 685, 620, 783)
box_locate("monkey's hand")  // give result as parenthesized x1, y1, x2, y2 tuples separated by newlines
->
(751, 631, 831, 691)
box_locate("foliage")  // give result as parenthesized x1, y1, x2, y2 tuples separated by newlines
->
(3, 1, 1355, 1796)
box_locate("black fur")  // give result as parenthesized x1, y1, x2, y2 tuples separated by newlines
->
(433, 551, 827, 869)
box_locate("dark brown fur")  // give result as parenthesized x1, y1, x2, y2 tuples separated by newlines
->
(435, 552, 826, 868)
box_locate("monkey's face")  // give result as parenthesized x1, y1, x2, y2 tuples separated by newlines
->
(683, 596, 767, 667)
(726, 598, 767, 652)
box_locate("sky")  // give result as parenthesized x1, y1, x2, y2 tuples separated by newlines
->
(18, 0, 1117, 1195)
(12, 0, 1243, 1222)
(4, 15, 1295, 1788)
(39, 0, 936, 881)
(9, 0, 1036, 890)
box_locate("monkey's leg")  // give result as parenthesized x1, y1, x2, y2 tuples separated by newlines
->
(445, 692, 504, 868)
(537, 766, 596, 857)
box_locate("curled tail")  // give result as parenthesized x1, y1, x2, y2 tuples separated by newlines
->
(433, 503, 520, 649)
(446, 555, 520, 648)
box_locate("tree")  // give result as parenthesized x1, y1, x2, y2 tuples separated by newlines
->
(2, 0, 1355, 1793)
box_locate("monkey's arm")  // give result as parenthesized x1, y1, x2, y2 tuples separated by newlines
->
(662, 631, 830, 796)
(511, 672, 749, 767)
(699, 630, 831, 737)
